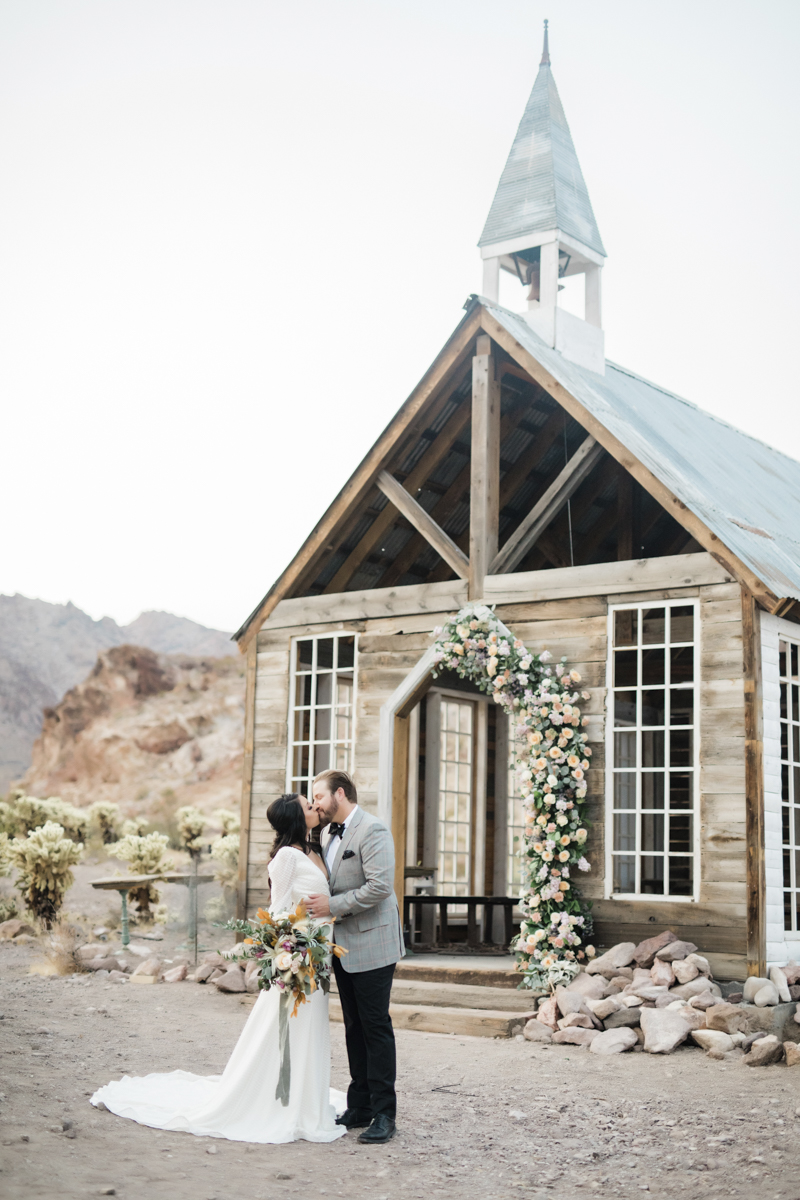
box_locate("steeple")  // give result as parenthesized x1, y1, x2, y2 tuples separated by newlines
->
(479, 22, 607, 374)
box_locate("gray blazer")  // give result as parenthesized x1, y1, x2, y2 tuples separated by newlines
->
(323, 806, 405, 974)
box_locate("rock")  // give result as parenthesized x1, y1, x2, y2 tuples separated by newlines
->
(790, 986, 800, 1001)
(655, 939, 698, 962)
(589, 1027, 638, 1055)
(557, 1012, 594, 1030)
(555, 987, 587, 1017)
(706, 1002, 749, 1035)
(0, 919, 37, 940)
(673, 959, 700, 985)
(88, 957, 120, 972)
(565, 972, 606, 999)
(201, 951, 230, 968)
(691, 1029, 735, 1058)
(795, 1002, 800, 1025)
(650, 959, 675, 987)
(639, 1007, 692, 1054)
(586, 943, 637, 977)
(585, 997, 621, 1021)
(192, 963, 217, 983)
(769, 966, 792, 1003)
(631, 984, 669, 1002)
(163, 964, 187, 983)
(742, 1031, 769, 1052)
(655, 991, 675, 1008)
(685, 952, 711, 975)
(245, 971, 260, 995)
(633, 931, 678, 968)
(604, 1006, 644, 1030)
(76, 944, 108, 962)
(621, 995, 643, 1008)
(551, 1027, 600, 1046)
(107, 970, 128, 983)
(670, 977, 722, 1001)
(782, 962, 800, 986)
(681, 1007, 707, 1032)
(536, 996, 559, 1030)
(754, 983, 780, 1007)
(727, 992, 744, 1003)
(743, 976, 771, 1002)
(523, 1018, 553, 1043)
(745, 1035, 784, 1066)
(688, 990, 719, 1011)
(784, 1041, 800, 1067)
(208, 969, 225, 983)
(214, 968, 246, 994)
(131, 957, 162, 978)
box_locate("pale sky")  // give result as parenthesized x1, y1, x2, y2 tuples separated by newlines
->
(1, 1, 798, 633)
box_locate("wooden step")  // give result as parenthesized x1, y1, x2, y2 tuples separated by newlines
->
(395, 960, 519, 989)
(384, 977, 535, 1012)
(329, 997, 534, 1039)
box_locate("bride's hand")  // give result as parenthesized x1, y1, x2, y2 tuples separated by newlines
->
(307, 893, 332, 919)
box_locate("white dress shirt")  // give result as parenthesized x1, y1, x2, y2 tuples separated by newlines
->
(324, 805, 358, 873)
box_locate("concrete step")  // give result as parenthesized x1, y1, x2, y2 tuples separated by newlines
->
(329, 997, 534, 1039)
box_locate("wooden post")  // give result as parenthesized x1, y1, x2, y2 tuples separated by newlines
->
(469, 334, 500, 599)
(392, 714, 409, 905)
(617, 468, 633, 561)
(237, 638, 258, 923)
(742, 588, 766, 978)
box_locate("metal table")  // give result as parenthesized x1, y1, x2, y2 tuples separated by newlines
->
(91, 867, 215, 958)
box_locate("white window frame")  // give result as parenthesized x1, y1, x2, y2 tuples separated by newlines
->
(605, 599, 701, 902)
(285, 632, 358, 794)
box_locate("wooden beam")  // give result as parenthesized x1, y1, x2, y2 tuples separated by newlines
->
(742, 588, 766, 978)
(491, 436, 604, 574)
(617, 468, 633, 561)
(376, 470, 470, 580)
(469, 335, 501, 599)
(233, 305, 482, 651)
(237, 638, 258, 922)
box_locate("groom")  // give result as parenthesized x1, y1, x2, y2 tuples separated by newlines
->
(307, 768, 404, 1145)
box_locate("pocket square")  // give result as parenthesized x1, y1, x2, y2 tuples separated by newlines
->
(342, 850, 356, 860)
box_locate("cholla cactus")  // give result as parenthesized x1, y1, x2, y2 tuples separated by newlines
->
(175, 806, 206, 858)
(0, 831, 11, 875)
(213, 808, 240, 836)
(89, 801, 121, 844)
(107, 832, 174, 920)
(210, 833, 239, 895)
(0, 801, 14, 835)
(54, 800, 90, 843)
(5, 791, 61, 836)
(121, 816, 150, 837)
(8, 821, 83, 928)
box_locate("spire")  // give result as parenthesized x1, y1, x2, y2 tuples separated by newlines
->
(540, 18, 550, 66)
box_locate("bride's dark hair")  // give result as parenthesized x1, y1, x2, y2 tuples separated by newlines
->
(267, 793, 309, 860)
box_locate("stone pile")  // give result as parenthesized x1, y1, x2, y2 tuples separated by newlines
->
(523, 930, 800, 1066)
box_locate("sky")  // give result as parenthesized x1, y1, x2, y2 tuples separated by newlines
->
(1, 0, 799, 634)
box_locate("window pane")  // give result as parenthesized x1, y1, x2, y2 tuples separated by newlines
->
(671, 690, 694, 726)
(293, 744, 309, 778)
(614, 773, 636, 809)
(669, 772, 693, 809)
(316, 674, 332, 706)
(296, 640, 313, 671)
(642, 730, 664, 768)
(794, 685, 800, 722)
(294, 674, 312, 707)
(793, 643, 799, 680)
(670, 812, 693, 854)
(641, 812, 664, 853)
(314, 743, 330, 772)
(670, 646, 694, 684)
(784, 849, 792, 888)
(668, 856, 693, 895)
(613, 855, 635, 892)
(670, 729, 693, 767)
(641, 690, 665, 726)
(614, 812, 636, 852)
(294, 709, 310, 742)
(670, 606, 694, 643)
(337, 637, 355, 669)
(781, 683, 788, 720)
(315, 708, 331, 741)
(317, 639, 334, 670)
(642, 608, 666, 645)
(614, 650, 638, 687)
(641, 856, 665, 895)
(614, 691, 637, 727)
(642, 648, 665, 685)
(614, 610, 638, 647)
(614, 731, 636, 769)
(782, 806, 790, 844)
(641, 773, 665, 810)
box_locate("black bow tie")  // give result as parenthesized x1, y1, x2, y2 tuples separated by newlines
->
(328, 822, 346, 839)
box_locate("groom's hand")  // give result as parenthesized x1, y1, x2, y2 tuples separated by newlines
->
(307, 893, 332, 919)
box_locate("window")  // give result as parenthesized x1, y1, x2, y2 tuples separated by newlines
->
(780, 639, 800, 933)
(437, 699, 473, 897)
(288, 634, 356, 795)
(608, 602, 698, 898)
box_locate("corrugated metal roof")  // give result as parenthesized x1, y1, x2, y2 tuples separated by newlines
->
(481, 297, 800, 602)
(479, 60, 606, 257)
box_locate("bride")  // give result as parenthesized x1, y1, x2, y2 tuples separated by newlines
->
(91, 793, 347, 1144)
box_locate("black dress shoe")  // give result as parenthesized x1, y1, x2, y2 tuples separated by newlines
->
(357, 1115, 396, 1144)
(335, 1107, 372, 1129)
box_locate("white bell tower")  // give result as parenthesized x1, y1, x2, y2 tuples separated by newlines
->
(479, 21, 607, 375)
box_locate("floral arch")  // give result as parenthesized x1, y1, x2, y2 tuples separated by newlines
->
(431, 603, 595, 990)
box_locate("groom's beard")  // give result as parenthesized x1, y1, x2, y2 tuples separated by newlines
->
(316, 812, 332, 829)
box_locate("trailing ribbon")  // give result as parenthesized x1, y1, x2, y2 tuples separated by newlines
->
(275, 990, 291, 1106)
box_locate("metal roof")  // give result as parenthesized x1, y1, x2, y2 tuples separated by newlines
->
(478, 50, 606, 257)
(479, 296, 800, 603)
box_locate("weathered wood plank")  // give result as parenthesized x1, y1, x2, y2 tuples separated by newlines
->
(485, 553, 730, 607)
(262, 580, 468, 631)
(469, 339, 500, 599)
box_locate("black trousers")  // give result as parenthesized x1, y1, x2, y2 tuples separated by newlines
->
(333, 956, 397, 1120)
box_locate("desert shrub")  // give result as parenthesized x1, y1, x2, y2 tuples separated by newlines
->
(210, 832, 239, 913)
(8, 821, 83, 928)
(107, 832, 173, 921)
(89, 802, 121, 844)
(4, 791, 60, 836)
(213, 808, 240, 836)
(121, 816, 150, 837)
(54, 800, 90, 842)
(175, 805, 206, 858)
(43, 920, 85, 975)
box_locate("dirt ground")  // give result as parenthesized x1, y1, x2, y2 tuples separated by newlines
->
(2, 939, 800, 1200)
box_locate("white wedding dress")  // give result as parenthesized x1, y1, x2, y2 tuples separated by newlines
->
(91, 847, 347, 1143)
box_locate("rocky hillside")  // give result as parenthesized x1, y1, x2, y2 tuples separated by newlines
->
(0, 593, 234, 789)
(20, 645, 245, 824)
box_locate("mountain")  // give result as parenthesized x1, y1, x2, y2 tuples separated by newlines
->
(0, 593, 234, 790)
(21, 645, 245, 823)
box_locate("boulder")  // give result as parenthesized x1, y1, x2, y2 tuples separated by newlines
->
(76, 944, 108, 962)
(246, 972, 260, 995)
(88, 957, 121, 972)
(523, 1018, 553, 1044)
(586, 997, 621, 1021)
(0, 919, 36, 940)
(782, 962, 800, 987)
(565, 972, 606, 999)
(688, 990, 720, 1011)
(670, 977, 722, 1002)
(131, 957, 162, 978)
(655, 991, 676, 1008)
(745, 1035, 784, 1066)
(742, 1031, 769, 1051)
(555, 987, 588, 1017)
(673, 959, 700, 985)
(795, 1002, 800, 1025)
(551, 1027, 600, 1046)
(769, 966, 791, 1003)
(633, 931, 678, 968)
(631, 967, 655, 988)
(557, 1012, 594, 1030)
(655, 939, 698, 962)
(215, 968, 246, 994)
(629, 984, 669, 1002)
(742, 976, 771, 1003)
(192, 963, 217, 983)
(201, 951, 230, 969)
(107, 970, 128, 983)
(604, 1006, 644, 1030)
(586, 943, 637, 977)
(536, 996, 559, 1031)
(163, 964, 187, 983)
(589, 1027, 638, 1055)
(685, 952, 711, 975)
(650, 959, 675, 988)
(706, 1002, 749, 1036)
(639, 1006, 692, 1054)
(790, 986, 800, 1001)
(754, 983, 780, 1007)
(784, 1041, 800, 1067)
(691, 1029, 734, 1058)
(208, 969, 225, 983)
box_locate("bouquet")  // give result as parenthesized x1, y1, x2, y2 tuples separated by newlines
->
(225, 901, 345, 1105)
